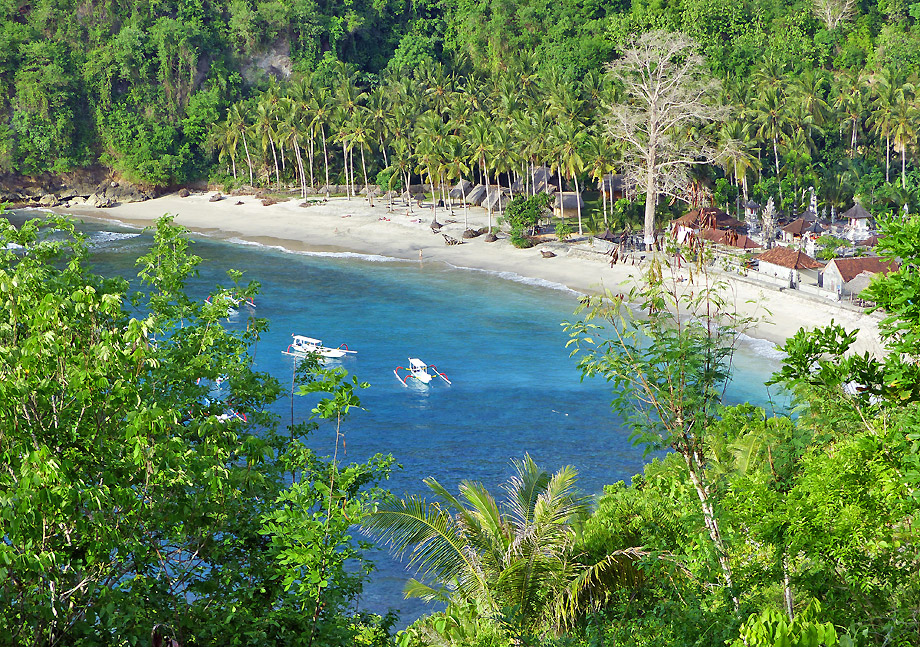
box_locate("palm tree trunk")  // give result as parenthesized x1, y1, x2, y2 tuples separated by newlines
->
(886, 136, 890, 184)
(294, 139, 306, 199)
(242, 133, 254, 186)
(321, 126, 330, 197)
(601, 179, 607, 228)
(309, 135, 315, 188)
(902, 148, 907, 189)
(430, 169, 437, 219)
(349, 145, 357, 197)
(379, 134, 389, 168)
(269, 135, 280, 189)
(360, 144, 372, 207)
(574, 174, 583, 236)
(342, 141, 350, 199)
(461, 182, 469, 229)
(482, 157, 492, 231)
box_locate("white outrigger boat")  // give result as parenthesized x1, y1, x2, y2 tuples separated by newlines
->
(282, 334, 357, 359)
(394, 358, 451, 386)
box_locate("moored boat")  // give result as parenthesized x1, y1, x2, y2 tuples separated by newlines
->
(282, 334, 357, 359)
(394, 358, 451, 386)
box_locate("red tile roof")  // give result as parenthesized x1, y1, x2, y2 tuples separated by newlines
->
(826, 256, 899, 283)
(757, 246, 824, 270)
(672, 207, 745, 230)
(701, 228, 761, 249)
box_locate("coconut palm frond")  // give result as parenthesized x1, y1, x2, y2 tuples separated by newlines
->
(424, 476, 468, 513)
(404, 578, 452, 603)
(533, 465, 590, 527)
(458, 480, 505, 539)
(362, 495, 486, 592)
(554, 548, 646, 630)
(504, 453, 551, 528)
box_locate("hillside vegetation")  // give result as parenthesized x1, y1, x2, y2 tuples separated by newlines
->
(1, 0, 919, 223)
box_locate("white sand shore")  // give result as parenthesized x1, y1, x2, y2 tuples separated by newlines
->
(58, 191, 885, 356)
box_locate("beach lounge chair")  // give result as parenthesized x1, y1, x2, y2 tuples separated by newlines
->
(442, 234, 462, 246)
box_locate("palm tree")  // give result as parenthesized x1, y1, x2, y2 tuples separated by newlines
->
(583, 131, 614, 228)
(366, 85, 393, 169)
(833, 69, 867, 154)
(466, 114, 496, 231)
(227, 103, 255, 186)
(207, 119, 238, 180)
(415, 111, 450, 218)
(717, 121, 759, 208)
(362, 455, 640, 641)
(554, 119, 586, 235)
(253, 98, 281, 188)
(349, 109, 375, 206)
(442, 135, 471, 227)
(276, 97, 307, 198)
(308, 85, 334, 196)
(891, 93, 918, 189)
(869, 71, 900, 184)
(752, 86, 789, 180)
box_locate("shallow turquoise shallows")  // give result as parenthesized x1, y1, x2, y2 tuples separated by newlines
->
(10, 211, 788, 624)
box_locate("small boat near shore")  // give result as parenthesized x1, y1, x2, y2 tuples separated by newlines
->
(394, 358, 451, 386)
(282, 334, 357, 359)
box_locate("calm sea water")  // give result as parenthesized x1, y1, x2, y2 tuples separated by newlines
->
(8, 211, 788, 623)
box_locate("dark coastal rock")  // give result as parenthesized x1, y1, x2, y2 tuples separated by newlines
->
(178, 188, 191, 197)
(461, 228, 480, 239)
(484, 232, 498, 243)
(209, 193, 223, 202)
(39, 194, 59, 207)
(541, 249, 556, 258)
(261, 197, 278, 206)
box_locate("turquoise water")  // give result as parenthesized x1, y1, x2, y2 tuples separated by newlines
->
(8, 211, 788, 622)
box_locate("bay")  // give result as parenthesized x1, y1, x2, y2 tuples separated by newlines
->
(7, 211, 788, 623)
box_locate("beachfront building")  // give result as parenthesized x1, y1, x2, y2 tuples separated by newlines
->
(599, 173, 628, 202)
(756, 246, 824, 288)
(553, 192, 585, 218)
(743, 200, 762, 233)
(780, 216, 825, 244)
(823, 256, 898, 298)
(701, 228, 761, 250)
(670, 207, 745, 244)
(841, 202, 872, 237)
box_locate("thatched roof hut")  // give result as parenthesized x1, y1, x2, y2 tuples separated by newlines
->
(483, 188, 511, 211)
(465, 184, 487, 205)
(449, 179, 474, 199)
(553, 192, 584, 217)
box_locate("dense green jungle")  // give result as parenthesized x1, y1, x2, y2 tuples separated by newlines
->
(1, 0, 920, 644)
(2, 0, 920, 223)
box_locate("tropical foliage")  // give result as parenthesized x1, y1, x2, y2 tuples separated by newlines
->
(0, 213, 394, 645)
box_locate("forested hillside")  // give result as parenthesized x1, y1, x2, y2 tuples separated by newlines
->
(2, 0, 919, 215)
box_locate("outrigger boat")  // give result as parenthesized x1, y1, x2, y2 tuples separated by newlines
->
(394, 358, 451, 386)
(205, 292, 256, 319)
(282, 334, 357, 359)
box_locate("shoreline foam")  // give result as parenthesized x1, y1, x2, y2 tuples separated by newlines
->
(52, 192, 885, 357)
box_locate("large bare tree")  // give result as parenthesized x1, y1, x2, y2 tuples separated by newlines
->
(605, 31, 728, 250)
(812, 0, 856, 30)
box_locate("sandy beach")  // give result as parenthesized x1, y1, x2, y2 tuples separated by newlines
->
(58, 191, 886, 356)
